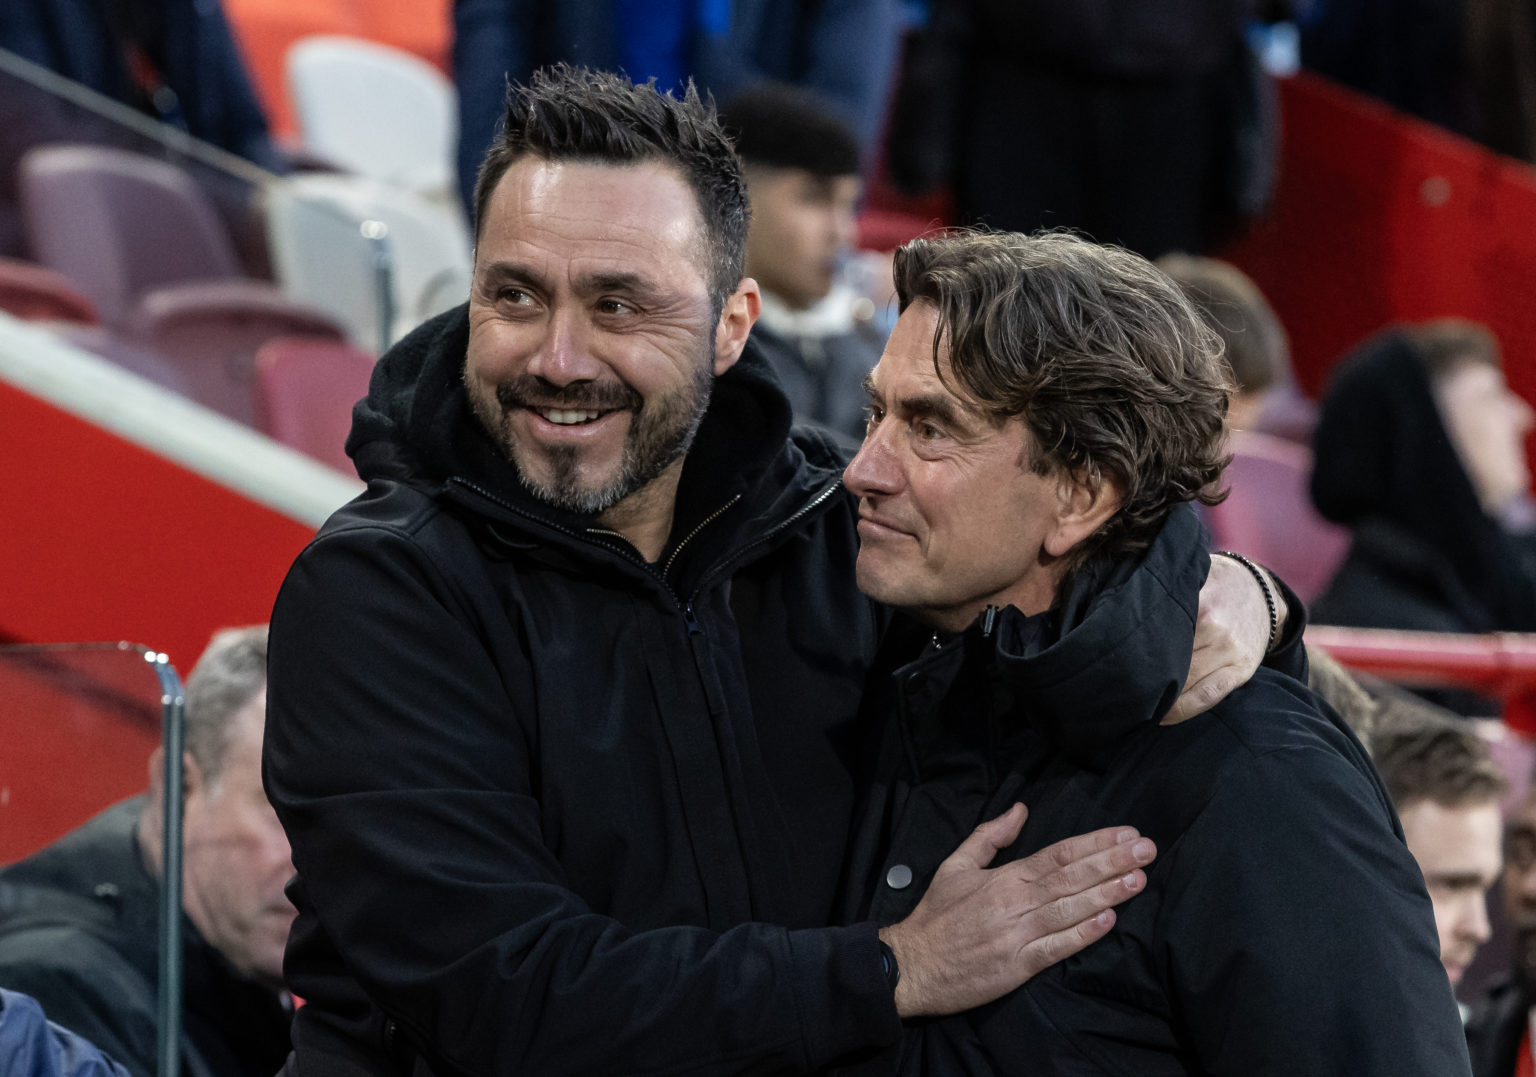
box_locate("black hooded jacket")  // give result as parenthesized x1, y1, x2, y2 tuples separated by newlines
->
(1309, 330, 1536, 711)
(263, 306, 902, 1075)
(838, 508, 1470, 1075)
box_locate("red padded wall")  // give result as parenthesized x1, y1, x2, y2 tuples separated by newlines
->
(1224, 73, 1536, 414)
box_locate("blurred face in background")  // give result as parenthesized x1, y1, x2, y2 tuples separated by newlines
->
(1398, 797, 1502, 986)
(1506, 791, 1536, 987)
(181, 690, 296, 987)
(1436, 360, 1535, 515)
(744, 166, 861, 311)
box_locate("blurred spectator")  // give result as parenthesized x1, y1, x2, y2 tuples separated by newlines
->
(1301, 0, 1536, 163)
(1158, 252, 1317, 440)
(0, 0, 283, 171)
(1310, 321, 1536, 714)
(1467, 785, 1536, 1075)
(0, 627, 293, 1077)
(1371, 702, 1506, 991)
(451, 0, 905, 214)
(721, 83, 884, 441)
(884, 0, 1273, 258)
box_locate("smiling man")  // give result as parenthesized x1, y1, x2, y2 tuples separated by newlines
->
(264, 68, 1287, 1076)
(839, 230, 1473, 1073)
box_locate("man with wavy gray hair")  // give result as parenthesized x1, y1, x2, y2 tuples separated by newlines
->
(839, 230, 1472, 1073)
(0, 626, 293, 1077)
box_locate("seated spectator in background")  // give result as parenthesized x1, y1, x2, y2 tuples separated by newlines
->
(1371, 704, 1506, 991)
(1467, 784, 1536, 1076)
(450, 0, 904, 213)
(0, 0, 283, 171)
(1157, 252, 1316, 441)
(840, 229, 1468, 1073)
(1310, 320, 1536, 714)
(0, 626, 293, 1077)
(0, 989, 130, 1077)
(721, 83, 886, 441)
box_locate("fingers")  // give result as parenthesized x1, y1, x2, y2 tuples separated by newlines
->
(941, 803, 1028, 873)
(1017, 900, 1122, 977)
(1013, 824, 1144, 883)
(1165, 665, 1243, 724)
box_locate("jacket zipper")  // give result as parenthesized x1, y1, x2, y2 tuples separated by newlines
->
(677, 478, 845, 634)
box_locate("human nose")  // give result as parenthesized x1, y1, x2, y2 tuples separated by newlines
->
(844, 417, 902, 499)
(1461, 890, 1493, 946)
(1511, 392, 1535, 435)
(526, 307, 600, 386)
(833, 207, 859, 254)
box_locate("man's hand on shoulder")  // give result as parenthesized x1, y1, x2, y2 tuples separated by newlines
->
(1165, 553, 1288, 725)
(877, 804, 1155, 1018)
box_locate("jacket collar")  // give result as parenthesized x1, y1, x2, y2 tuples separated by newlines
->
(894, 507, 1210, 772)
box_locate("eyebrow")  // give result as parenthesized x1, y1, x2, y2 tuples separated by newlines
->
(476, 263, 660, 301)
(863, 374, 972, 430)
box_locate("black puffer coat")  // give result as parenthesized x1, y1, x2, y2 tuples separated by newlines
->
(264, 307, 900, 1075)
(839, 508, 1470, 1075)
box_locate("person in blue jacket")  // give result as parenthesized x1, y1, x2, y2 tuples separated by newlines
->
(450, 0, 905, 214)
(0, 0, 281, 171)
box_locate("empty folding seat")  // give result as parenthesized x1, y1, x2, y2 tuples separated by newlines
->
(253, 336, 376, 473)
(286, 35, 456, 198)
(19, 144, 347, 423)
(0, 256, 98, 324)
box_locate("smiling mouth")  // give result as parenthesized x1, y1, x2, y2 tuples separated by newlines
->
(536, 407, 609, 426)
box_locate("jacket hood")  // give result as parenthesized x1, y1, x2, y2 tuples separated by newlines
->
(345, 304, 839, 544)
(895, 507, 1209, 772)
(1310, 329, 1531, 628)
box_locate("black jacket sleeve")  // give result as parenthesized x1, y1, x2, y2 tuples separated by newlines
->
(265, 522, 900, 1075)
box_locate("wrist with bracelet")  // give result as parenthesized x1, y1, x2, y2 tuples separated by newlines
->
(1214, 550, 1279, 653)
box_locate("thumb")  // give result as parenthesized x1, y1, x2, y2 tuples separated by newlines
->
(942, 803, 1028, 873)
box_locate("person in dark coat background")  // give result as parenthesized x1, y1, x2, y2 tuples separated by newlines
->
(883, 0, 1270, 258)
(1309, 320, 1536, 714)
(0, 627, 293, 1077)
(837, 229, 1470, 1074)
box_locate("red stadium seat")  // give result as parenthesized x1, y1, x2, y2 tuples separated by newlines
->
(253, 336, 376, 473)
(0, 256, 99, 324)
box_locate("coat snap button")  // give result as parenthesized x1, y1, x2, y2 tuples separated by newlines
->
(886, 864, 913, 890)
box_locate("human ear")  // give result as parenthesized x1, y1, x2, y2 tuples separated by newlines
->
(1043, 467, 1124, 558)
(713, 278, 762, 376)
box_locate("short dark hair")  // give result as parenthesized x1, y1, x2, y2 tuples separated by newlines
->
(718, 83, 861, 177)
(892, 229, 1231, 566)
(472, 64, 750, 310)
(1157, 254, 1290, 396)
(1371, 702, 1507, 811)
(1407, 317, 1502, 383)
(183, 625, 268, 783)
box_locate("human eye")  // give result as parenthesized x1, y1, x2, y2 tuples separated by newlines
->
(914, 418, 945, 441)
(864, 401, 885, 431)
(596, 297, 638, 317)
(496, 286, 535, 307)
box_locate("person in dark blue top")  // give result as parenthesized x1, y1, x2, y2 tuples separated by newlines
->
(838, 229, 1472, 1074)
